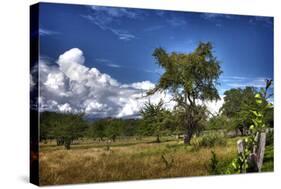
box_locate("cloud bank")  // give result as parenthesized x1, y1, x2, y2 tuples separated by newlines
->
(36, 48, 176, 118)
(32, 48, 223, 118)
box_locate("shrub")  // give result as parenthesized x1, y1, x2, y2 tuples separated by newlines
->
(209, 150, 219, 174)
(190, 132, 226, 149)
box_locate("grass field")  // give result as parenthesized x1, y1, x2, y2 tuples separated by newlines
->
(39, 136, 273, 185)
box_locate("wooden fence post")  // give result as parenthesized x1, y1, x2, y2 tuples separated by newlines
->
(256, 132, 266, 172)
(237, 139, 244, 154)
(236, 132, 266, 172)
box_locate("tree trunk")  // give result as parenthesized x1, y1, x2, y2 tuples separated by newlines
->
(184, 129, 193, 144)
(56, 137, 64, 146)
(64, 139, 71, 150)
(156, 135, 160, 143)
(112, 135, 116, 142)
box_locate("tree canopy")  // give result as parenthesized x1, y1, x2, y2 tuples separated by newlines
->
(220, 81, 273, 135)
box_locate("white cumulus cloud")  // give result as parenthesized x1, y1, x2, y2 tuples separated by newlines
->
(36, 48, 170, 118)
(34, 48, 223, 118)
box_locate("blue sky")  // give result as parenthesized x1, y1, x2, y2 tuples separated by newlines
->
(35, 3, 273, 117)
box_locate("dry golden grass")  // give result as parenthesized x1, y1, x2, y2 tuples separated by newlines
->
(39, 137, 237, 185)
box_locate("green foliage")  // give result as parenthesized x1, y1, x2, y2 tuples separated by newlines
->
(220, 84, 273, 136)
(104, 119, 122, 142)
(87, 118, 140, 141)
(149, 42, 222, 144)
(220, 87, 259, 135)
(40, 111, 61, 142)
(221, 87, 257, 117)
(140, 99, 173, 142)
(150, 42, 222, 101)
(264, 107, 274, 128)
(266, 129, 274, 146)
(208, 115, 229, 130)
(190, 132, 226, 150)
(226, 79, 273, 174)
(209, 150, 219, 174)
(87, 119, 106, 141)
(40, 112, 88, 149)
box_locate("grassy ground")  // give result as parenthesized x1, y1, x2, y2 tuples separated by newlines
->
(39, 136, 273, 185)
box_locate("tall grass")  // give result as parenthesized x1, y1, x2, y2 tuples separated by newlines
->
(39, 137, 237, 185)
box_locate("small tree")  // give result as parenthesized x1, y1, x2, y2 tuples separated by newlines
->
(104, 119, 123, 142)
(140, 99, 170, 143)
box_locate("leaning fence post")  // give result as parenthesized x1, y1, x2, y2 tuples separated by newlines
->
(256, 132, 266, 172)
(253, 132, 259, 154)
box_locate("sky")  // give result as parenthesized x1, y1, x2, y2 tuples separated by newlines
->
(32, 2, 274, 118)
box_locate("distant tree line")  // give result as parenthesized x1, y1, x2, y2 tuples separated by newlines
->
(40, 111, 178, 149)
(40, 112, 87, 149)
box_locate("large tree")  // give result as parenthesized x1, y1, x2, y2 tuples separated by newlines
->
(220, 87, 257, 135)
(149, 42, 222, 144)
(220, 82, 273, 135)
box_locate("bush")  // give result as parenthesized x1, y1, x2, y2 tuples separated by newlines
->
(190, 132, 226, 149)
(209, 150, 219, 174)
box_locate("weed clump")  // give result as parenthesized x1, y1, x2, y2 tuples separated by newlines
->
(190, 133, 226, 150)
